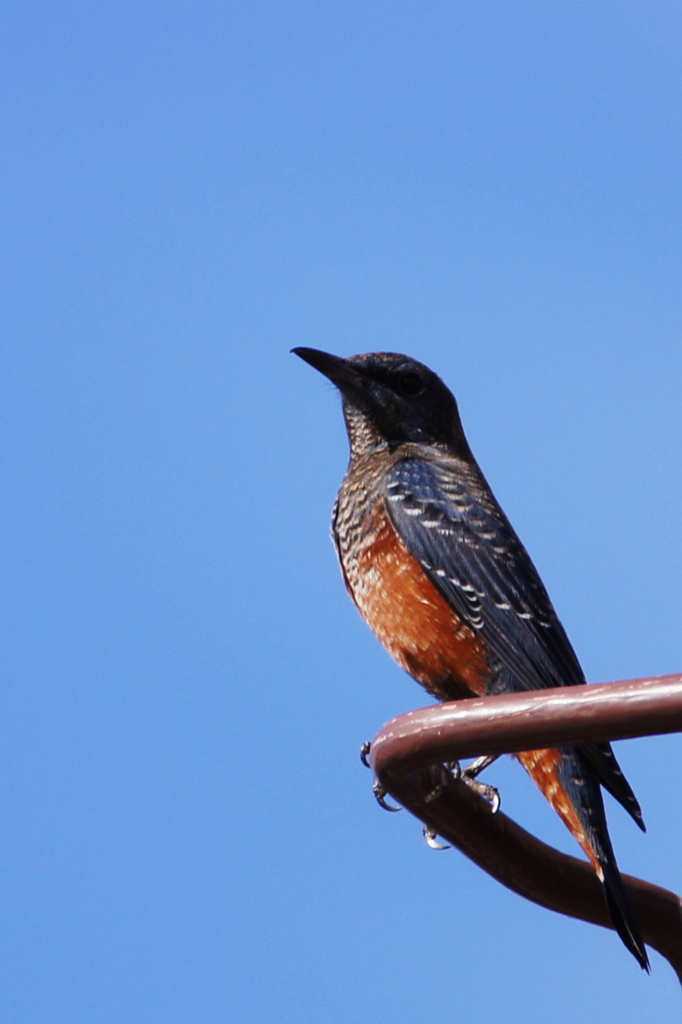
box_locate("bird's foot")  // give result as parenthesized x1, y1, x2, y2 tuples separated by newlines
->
(423, 826, 450, 850)
(361, 741, 401, 810)
(461, 773, 500, 812)
(372, 779, 401, 812)
(363, 743, 498, 812)
(460, 754, 500, 812)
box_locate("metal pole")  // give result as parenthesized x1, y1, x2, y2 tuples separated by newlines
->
(369, 674, 682, 979)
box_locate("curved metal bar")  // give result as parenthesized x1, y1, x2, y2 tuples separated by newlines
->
(369, 674, 682, 980)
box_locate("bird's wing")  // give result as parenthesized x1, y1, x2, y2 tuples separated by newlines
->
(385, 456, 585, 694)
(385, 456, 645, 829)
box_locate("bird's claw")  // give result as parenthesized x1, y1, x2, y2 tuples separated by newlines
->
(372, 779, 401, 812)
(362, 741, 400, 811)
(461, 772, 501, 813)
(458, 755, 501, 811)
(423, 826, 450, 850)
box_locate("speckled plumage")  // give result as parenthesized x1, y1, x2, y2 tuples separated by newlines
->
(294, 346, 649, 971)
(333, 447, 489, 700)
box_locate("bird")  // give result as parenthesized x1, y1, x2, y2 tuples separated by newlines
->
(293, 346, 649, 971)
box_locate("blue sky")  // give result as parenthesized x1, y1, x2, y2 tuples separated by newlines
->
(1, 2, 681, 1020)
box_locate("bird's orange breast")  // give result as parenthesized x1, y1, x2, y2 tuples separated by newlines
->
(340, 500, 489, 701)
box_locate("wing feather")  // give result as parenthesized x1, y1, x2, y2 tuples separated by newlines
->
(385, 456, 644, 829)
(386, 457, 584, 694)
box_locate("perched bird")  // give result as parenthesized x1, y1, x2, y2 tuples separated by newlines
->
(293, 346, 648, 970)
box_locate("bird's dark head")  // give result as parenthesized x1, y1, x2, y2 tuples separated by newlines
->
(293, 348, 470, 457)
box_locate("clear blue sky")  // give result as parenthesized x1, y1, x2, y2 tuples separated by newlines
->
(1, 2, 681, 1020)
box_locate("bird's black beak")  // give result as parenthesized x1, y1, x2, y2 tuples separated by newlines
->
(292, 347, 367, 392)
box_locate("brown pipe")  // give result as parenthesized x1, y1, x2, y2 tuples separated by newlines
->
(369, 674, 682, 980)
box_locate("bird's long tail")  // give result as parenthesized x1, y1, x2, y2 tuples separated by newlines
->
(516, 746, 649, 971)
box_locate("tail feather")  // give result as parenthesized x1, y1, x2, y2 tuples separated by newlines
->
(580, 741, 646, 833)
(598, 855, 650, 972)
(517, 746, 648, 970)
(559, 747, 649, 971)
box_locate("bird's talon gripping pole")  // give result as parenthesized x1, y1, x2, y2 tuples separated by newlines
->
(463, 778, 501, 814)
(364, 741, 402, 810)
(373, 779, 402, 812)
(423, 826, 451, 850)
(460, 758, 502, 812)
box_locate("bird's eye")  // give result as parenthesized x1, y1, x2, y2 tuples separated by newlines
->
(393, 371, 425, 398)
